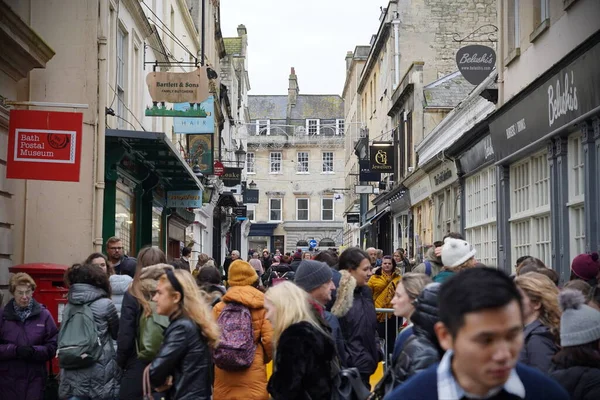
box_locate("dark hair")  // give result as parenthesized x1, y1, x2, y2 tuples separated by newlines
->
(443, 232, 464, 241)
(552, 340, 600, 369)
(171, 260, 187, 270)
(313, 250, 338, 268)
(536, 267, 560, 286)
(129, 247, 167, 314)
(67, 263, 112, 297)
(563, 279, 592, 297)
(197, 266, 222, 287)
(338, 247, 369, 271)
(182, 247, 192, 257)
(516, 257, 546, 275)
(516, 255, 531, 266)
(84, 252, 114, 276)
(439, 267, 522, 337)
(590, 284, 600, 307)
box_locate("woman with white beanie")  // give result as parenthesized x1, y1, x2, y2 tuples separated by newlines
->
(433, 237, 477, 283)
(551, 289, 600, 399)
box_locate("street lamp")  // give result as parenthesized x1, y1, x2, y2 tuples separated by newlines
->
(235, 142, 247, 168)
(248, 180, 257, 189)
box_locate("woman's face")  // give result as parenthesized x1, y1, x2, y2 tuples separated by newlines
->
(91, 257, 107, 274)
(382, 258, 394, 273)
(153, 280, 180, 316)
(349, 258, 373, 286)
(518, 287, 538, 324)
(391, 282, 414, 318)
(303, 252, 312, 260)
(264, 299, 276, 325)
(14, 284, 33, 308)
(393, 252, 403, 263)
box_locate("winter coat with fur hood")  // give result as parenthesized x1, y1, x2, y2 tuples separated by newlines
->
(212, 285, 273, 400)
(331, 269, 380, 376)
(413, 247, 443, 278)
(110, 274, 132, 317)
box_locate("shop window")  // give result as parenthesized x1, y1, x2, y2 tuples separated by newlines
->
(270, 152, 282, 173)
(322, 198, 334, 221)
(465, 167, 498, 264)
(151, 206, 163, 249)
(115, 185, 134, 255)
(568, 134, 585, 258)
(297, 152, 309, 173)
(570, 206, 586, 256)
(269, 198, 282, 222)
(296, 198, 309, 221)
(246, 152, 255, 174)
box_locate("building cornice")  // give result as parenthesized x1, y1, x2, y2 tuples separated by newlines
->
(358, 23, 391, 93)
(177, 0, 201, 53)
(122, 0, 153, 38)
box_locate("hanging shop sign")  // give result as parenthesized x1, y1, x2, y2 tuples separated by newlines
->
(243, 189, 259, 204)
(213, 161, 224, 176)
(145, 67, 209, 117)
(429, 162, 458, 193)
(346, 214, 360, 224)
(7, 110, 83, 182)
(173, 96, 215, 133)
(459, 134, 495, 176)
(359, 159, 381, 182)
(167, 190, 203, 208)
(187, 134, 213, 175)
(221, 167, 242, 186)
(234, 205, 247, 221)
(456, 45, 496, 85)
(409, 175, 432, 205)
(369, 143, 395, 173)
(490, 40, 600, 162)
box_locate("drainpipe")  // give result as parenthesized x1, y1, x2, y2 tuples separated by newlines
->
(497, 0, 504, 106)
(93, 0, 108, 252)
(392, 16, 400, 88)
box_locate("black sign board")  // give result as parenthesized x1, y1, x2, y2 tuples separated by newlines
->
(234, 205, 247, 218)
(459, 135, 495, 176)
(221, 167, 242, 186)
(346, 214, 360, 223)
(359, 160, 381, 182)
(490, 40, 600, 162)
(369, 144, 395, 173)
(243, 188, 259, 204)
(456, 45, 496, 85)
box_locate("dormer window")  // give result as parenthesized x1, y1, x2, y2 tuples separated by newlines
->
(336, 119, 344, 135)
(256, 120, 270, 135)
(306, 119, 320, 135)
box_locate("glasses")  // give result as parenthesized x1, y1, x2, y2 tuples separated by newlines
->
(109, 247, 123, 251)
(16, 290, 33, 297)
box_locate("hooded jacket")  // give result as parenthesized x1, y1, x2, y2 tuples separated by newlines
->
(332, 270, 380, 376)
(0, 298, 58, 400)
(518, 319, 559, 374)
(551, 366, 600, 400)
(110, 274, 133, 317)
(114, 255, 137, 278)
(413, 248, 443, 278)
(392, 283, 443, 387)
(59, 283, 120, 400)
(212, 285, 274, 400)
(368, 269, 401, 322)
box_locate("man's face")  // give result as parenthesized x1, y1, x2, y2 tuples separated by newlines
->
(310, 279, 335, 305)
(367, 249, 377, 264)
(231, 252, 240, 260)
(106, 241, 123, 262)
(435, 300, 524, 396)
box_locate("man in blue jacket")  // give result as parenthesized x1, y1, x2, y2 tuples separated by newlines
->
(385, 267, 569, 400)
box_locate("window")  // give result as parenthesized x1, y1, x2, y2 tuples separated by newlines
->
(247, 206, 256, 222)
(269, 198, 282, 221)
(297, 152, 309, 173)
(536, 0, 549, 25)
(256, 120, 270, 135)
(151, 206, 163, 249)
(246, 152, 255, 174)
(509, 152, 551, 267)
(296, 198, 309, 221)
(507, 0, 520, 54)
(322, 198, 334, 221)
(322, 152, 334, 173)
(306, 119, 320, 135)
(270, 152, 282, 173)
(115, 185, 134, 255)
(465, 167, 497, 265)
(116, 27, 127, 128)
(568, 134, 585, 259)
(336, 119, 344, 135)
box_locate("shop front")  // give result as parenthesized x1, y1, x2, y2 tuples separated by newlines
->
(427, 161, 460, 242)
(248, 223, 280, 255)
(490, 33, 600, 278)
(406, 172, 433, 263)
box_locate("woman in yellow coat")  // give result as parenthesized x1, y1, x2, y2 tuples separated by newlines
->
(212, 260, 273, 400)
(368, 255, 401, 359)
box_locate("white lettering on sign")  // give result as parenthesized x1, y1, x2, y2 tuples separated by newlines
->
(459, 53, 495, 64)
(548, 71, 578, 127)
(505, 118, 526, 139)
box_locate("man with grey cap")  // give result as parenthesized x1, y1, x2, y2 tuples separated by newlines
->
(295, 259, 348, 366)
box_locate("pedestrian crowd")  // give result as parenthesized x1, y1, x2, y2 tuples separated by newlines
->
(0, 234, 599, 400)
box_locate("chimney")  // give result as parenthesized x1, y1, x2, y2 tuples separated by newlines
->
(288, 67, 299, 106)
(237, 24, 247, 37)
(345, 51, 353, 71)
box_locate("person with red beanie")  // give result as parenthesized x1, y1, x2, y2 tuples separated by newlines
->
(570, 252, 600, 286)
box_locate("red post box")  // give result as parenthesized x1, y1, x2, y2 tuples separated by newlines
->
(9, 263, 69, 372)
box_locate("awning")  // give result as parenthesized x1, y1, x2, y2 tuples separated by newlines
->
(249, 223, 279, 236)
(105, 129, 203, 190)
(359, 206, 391, 230)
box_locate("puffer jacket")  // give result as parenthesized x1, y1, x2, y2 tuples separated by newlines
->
(59, 283, 120, 400)
(551, 366, 600, 400)
(392, 282, 443, 388)
(212, 285, 274, 400)
(413, 248, 443, 278)
(518, 319, 559, 374)
(110, 274, 133, 317)
(149, 316, 212, 400)
(332, 270, 380, 376)
(0, 299, 58, 400)
(368, 269, 401, 322)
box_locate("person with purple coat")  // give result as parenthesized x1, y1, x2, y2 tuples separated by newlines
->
(0, 272, 58, 400)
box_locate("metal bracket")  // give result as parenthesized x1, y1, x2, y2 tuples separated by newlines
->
(453, 24, 498, 43)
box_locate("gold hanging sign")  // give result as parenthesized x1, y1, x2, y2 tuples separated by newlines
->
(145, 67, 210, 116)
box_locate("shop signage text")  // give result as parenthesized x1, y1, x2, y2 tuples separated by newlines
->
(145, 68, 209, 117)
(459, 135, 495, 176)
(409, 176, 432, 205)
(430, 162, 458, 193)
(234, 205, 247, 220)
(222, 167, 242, 186)
(173, 96, 215, 133)
(167, 190, 203, 208)
(213, 161, 224, 176)
(548, 71, 578, 127)
(359, 160, 381, 182)
(369, 144, 395, 173)
(7, 110, 82, 182)
(346, 214, 360, 224)
(433, 169, 452, 186)
(456, 45, 496, 85)
(243, 189, 259, 204)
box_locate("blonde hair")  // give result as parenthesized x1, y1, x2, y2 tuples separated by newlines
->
(9, 272, 36, 294)
(265, 281, 325, 342)
(515, 272, 561, 340)
(158, 270, 220, 348)
(401, 273, 432, 300)
(130, 247, 167, 316)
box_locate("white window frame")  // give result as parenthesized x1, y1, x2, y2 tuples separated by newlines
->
(256, 119, 271, 135)
(296, 198, 310, 221)
(269, 151, 282, 174)
(336, 119, 345, 135)
(116, 25, 127, 128)
(247, 206, 256, 222)
(246, 151, 256, 174)
(507, 0, 520, 52)
(322, 151, 334, 173)
(269, 198, 282, 222)
(568, 133, 585, 259)
(321, 198, 334, 221)
(540, 0, 549, 23)
(306, 119, 320, 135)
(297, 151, 309, 174)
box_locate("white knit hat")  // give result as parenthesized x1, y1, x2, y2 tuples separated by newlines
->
(441, 237, 476, 268)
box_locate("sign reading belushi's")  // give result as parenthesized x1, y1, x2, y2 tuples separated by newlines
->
(456, 45, 496, 85)
(490, 41, 600, 162)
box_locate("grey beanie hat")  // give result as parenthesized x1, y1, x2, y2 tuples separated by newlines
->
(558, 289, 600, 347)
(295, 260, 333, 292)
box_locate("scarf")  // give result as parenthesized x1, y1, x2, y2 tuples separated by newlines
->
(13, 299, 34, 322)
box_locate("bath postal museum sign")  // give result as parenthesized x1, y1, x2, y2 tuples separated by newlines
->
(7, 110, 83, 182)
(145, 68, 210, 117)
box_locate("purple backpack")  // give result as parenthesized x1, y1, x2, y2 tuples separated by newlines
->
(213, 302, 256, 370)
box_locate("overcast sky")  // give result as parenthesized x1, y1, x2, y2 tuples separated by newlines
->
(221, 0, 387, 96)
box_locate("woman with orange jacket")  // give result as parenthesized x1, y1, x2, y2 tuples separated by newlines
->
(212, 260, 274, 400)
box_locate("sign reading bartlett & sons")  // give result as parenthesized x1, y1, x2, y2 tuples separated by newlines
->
(145, 68, 210, 117)
(456, 45, 496, 85)
(221, 167, 242, 186)
(369, 144, 395, 173)
(490, 40, 600, 162)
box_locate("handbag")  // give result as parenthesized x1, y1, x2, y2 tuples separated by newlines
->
(330, 361, 372, 400)
(43, 361, 59, 400)
(143, 364, 170, 400)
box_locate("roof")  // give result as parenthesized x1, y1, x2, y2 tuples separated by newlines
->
(223, 37, 242, 56)
(423, 71, 475, 108)
(248, 94, 344, 120)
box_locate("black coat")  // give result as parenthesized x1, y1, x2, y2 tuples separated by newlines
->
(518, 320, 559, 374)
(114, 255, 137, 278)
(268, 322, 335, 400)
(552, 366, 600, 400)
(149, 316, 212, 400)
(116, 291, 146, 400)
